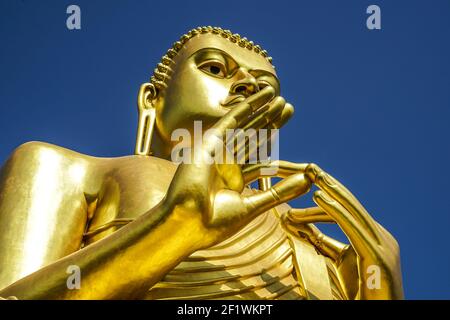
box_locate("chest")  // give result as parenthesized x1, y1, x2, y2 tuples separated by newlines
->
(84, 157, 306, 299)
(145, 211, 305, 300)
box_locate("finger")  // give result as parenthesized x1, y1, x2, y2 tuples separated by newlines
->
(205, 86, 275, 157)
(242, 160, 308, 184)
(281, 208, 348, 261)
(306, 164, 381, 242)
(229, 97, 286, 163)
(287, 207, 335, 224)
(281, 216, 348, 262)
(242, 173, 311, 218)
(270, 102, 294, 129)
(305, 224, 349, 262)
(231, 129, 260, 165)
(227, 128, 270, 166)
(235, 101, 293, 164)
(241, 102, 294, 132)
(313, 190, 377, 258)
(212, 86, 275, 134)
(246, 103, 294, 163)
(241, 129, 271, 165)
(247, 102, 294, 161)
(241, 96, 286, 132)
(217, 128, 271, 167)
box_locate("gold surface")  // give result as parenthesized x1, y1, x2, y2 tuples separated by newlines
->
(0, 27, 403, 299)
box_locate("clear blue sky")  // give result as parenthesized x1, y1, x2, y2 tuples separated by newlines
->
(1, 0, 449, 299)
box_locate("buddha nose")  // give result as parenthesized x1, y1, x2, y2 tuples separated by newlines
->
(230, 68, 258, 97)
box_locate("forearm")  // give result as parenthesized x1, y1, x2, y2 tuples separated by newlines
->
(0, 202, 203, 299)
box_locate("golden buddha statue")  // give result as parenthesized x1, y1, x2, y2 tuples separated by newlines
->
(0, 27, 403, 300)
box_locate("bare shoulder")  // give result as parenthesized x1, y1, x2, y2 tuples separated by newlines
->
(9, 141, 176, 172)
(7, 141, 93, 163)
(4, 141, 178, 188)
(102, 154, 178, 180)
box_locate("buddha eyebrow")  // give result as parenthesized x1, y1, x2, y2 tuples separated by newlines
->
(250, 69, 277, 80)
(193, 48, 232, 64)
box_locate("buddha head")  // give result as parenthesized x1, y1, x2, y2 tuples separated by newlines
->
(135, 26, 291, 160)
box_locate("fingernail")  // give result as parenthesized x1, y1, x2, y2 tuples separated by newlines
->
(317, 191, 335, 204)
(322, 173, 337, 187)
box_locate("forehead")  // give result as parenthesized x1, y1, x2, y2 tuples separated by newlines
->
(174, 34, 277, 76)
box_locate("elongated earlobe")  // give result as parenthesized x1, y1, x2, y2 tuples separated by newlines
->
(135, 83, 157, 156)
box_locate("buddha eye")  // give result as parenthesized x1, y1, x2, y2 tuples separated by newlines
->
(198, 61, 226, 78)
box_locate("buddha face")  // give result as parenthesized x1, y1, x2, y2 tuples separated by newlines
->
(151, 33, 280, 158)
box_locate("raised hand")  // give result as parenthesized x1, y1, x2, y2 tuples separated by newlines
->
(0, 88, 309, 300)
(242, 161, 403, 299)
(162, 87, 311, 249)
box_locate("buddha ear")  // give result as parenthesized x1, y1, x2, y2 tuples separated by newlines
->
(138, 82, 157, 110)
(135, 83, 157, 156)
